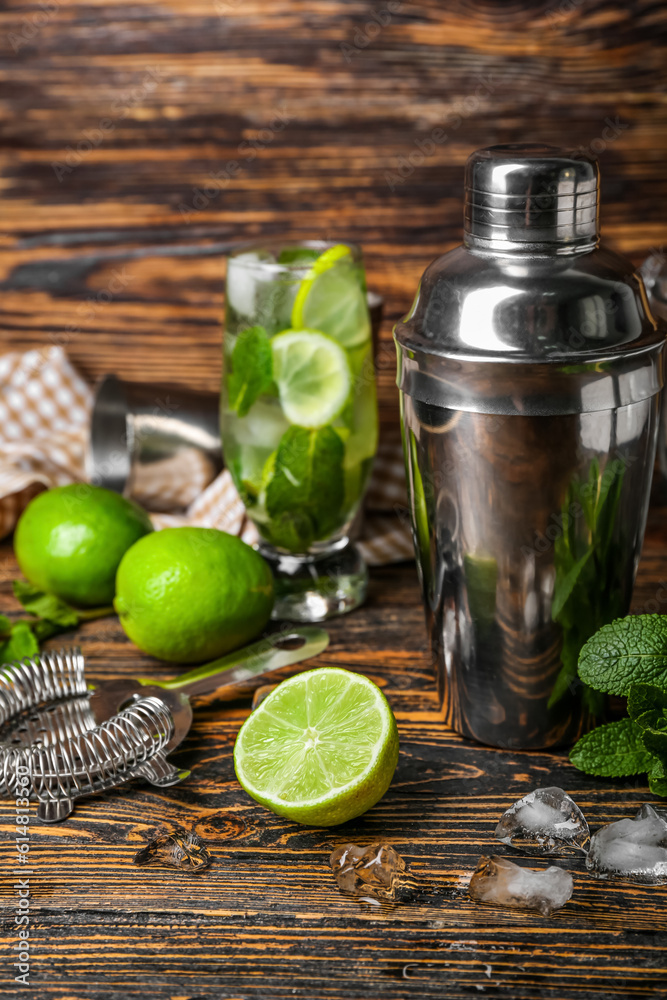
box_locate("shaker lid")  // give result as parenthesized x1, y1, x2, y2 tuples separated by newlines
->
(464, 144, 599, 251)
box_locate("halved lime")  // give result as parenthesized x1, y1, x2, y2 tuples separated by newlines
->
(271, 330, 351, 427)
(234, 667, 399, 826)
(291, 244, 371, 349)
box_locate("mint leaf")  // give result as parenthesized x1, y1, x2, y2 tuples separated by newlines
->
(265, 426, 344, 551)
(628, 682, 667, 722)
(278, 247, 320, 265)
(578, 615, 667, 696)
(13, 579, 79, 627)
(629, 682, 667, 758)
(649, 757, 667, 797)
(570, 717, 655, 776)
(0, 621, 39, 665)
(30, 619, 63, 642)
(640, 719, 667, 757)
(263, 511, 315, 553)
(0, 583, 113, 666)
(227, 325, 273, 417)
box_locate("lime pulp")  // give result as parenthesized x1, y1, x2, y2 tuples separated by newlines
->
(234, 666, 399, 826)
(271, 329, 352, 428)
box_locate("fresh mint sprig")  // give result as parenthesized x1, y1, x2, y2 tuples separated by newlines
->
(569, 615, 667, 796)
(569, 716, 655, 777)
(578, 616, 667, 694)
(0, 580, 113, 665)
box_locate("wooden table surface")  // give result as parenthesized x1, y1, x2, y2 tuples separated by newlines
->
(2, 1, 667, 995)
(1, 508, 667, 1000)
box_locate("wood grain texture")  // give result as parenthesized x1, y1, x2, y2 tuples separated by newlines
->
(1, 0, 667, 431)
(1, 511, 667, 998)
(2, 2, 667, 996)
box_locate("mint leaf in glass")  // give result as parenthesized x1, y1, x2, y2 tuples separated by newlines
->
(265, 425, 344, 551)
(578, 615, 667, 696)
(570, 717, 656, 777)
(278, 247, 320, 265)
(227, 325, 273, 418)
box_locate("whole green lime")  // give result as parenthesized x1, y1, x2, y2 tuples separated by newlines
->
(14, 485, 153, 607)
(114, 527, 274, 663)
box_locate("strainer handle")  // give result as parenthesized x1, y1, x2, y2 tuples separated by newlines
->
(142, 626, 329, 699)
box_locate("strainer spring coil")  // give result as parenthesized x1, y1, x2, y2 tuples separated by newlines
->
(0, 649, 174, 807)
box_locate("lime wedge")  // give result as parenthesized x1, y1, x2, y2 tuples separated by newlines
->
(271, 330, 351, 427)
(234, 667, 399, 826)
(291, 244, 371, 349)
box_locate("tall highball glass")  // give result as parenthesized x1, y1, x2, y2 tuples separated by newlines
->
(220, 241, 378, 621)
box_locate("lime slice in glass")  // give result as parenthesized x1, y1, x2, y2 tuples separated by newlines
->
(234, 666, 399, 826)
(291, 244, 371, 349)
(271, 329, 351, 427)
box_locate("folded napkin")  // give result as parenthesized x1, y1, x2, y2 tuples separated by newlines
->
(0, 347, 413, 566)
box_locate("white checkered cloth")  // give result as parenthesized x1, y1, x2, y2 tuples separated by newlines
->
(0, 347, 413, 566)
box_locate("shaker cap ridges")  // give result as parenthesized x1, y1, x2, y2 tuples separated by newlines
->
(464, 144, 600, 251)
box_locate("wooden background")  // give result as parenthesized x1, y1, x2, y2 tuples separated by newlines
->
(1, 0, 666, 431)
(1, 2, 667, 998)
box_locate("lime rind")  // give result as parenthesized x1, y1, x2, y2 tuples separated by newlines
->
(290, 244, 370, 350)
(233, 667, 399, 824)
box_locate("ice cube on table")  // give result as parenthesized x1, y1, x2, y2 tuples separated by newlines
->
(330, 843, 416, 902)
(495, 786, 590, 855)
(587, 804, 667, 884)
(469, 855, 573, 917)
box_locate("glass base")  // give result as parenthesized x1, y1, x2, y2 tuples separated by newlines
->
(259, 538, 368, 622)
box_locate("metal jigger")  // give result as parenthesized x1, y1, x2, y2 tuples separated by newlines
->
(88, 375, 223, 511)
(394, 144, 664, 750)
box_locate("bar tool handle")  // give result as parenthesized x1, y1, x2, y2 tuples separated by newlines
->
(142, 626, 330, 699)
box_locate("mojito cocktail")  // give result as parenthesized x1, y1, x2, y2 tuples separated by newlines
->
(220, 241, 378, 621)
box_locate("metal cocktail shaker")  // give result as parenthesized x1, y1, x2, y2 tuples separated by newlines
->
(394, 144, 664, 749)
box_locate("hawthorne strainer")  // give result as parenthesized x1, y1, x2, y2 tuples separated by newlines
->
(0, 627, 328, 822)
